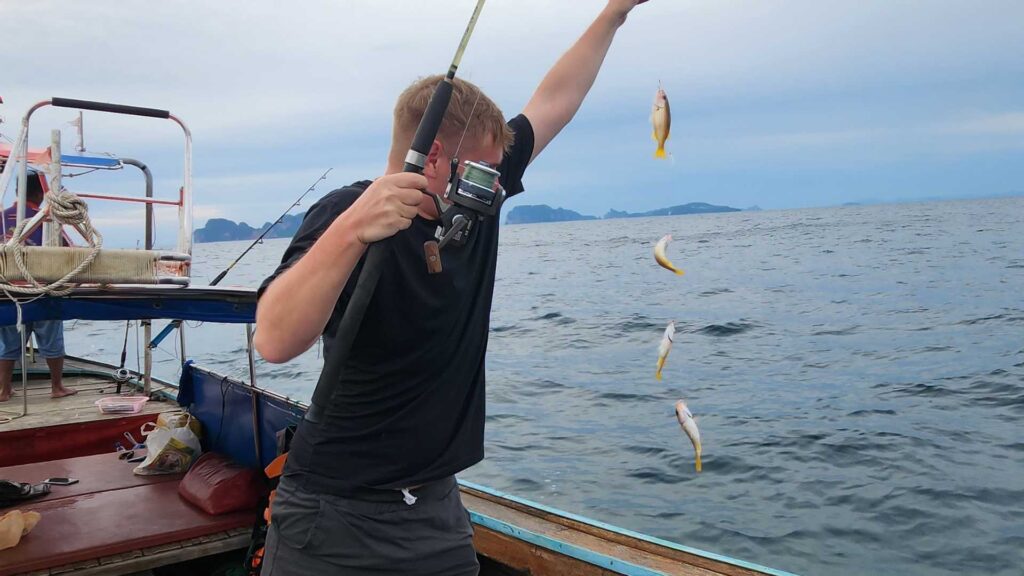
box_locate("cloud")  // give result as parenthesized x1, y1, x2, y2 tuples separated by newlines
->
(3, 0, 1022, 221)
(940, 112, 1024, 135)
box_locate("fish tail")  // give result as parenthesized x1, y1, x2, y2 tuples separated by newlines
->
(655, 357, 665, 380)
(674, 267, 684, 276)
(695, 455, 702, 473)
(654, 146, 667, 159)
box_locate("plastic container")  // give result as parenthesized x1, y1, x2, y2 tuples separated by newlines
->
(95, 396, 150, 414)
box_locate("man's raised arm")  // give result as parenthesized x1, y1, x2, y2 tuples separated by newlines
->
(523, 0, 648, 163)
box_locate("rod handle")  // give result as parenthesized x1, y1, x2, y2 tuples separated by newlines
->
(402, 79, 454, 174)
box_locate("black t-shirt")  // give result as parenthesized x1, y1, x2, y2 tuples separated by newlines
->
(258, 114, 534, 493)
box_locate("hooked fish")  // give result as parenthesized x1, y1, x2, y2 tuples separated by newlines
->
(654, 234, 684, 276)
(655, 320, 675, 380)
(675, 399, 702, 472)
(651, 84, 671, 159)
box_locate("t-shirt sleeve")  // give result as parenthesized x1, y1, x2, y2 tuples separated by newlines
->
(500, 114, 535, 198)
(256, 187, 362, 301)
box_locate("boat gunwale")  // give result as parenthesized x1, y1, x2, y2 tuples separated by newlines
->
(460, 481, 797, 576)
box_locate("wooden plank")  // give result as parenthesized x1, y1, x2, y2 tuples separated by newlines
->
(475, 527, 622, 576)
(465, 492, 750, 576)
(22, 382, 110, 398)
(463, 487, 774, 576)
(41, 534, 250, 576)
(140, 542, 184, 556)
(98, 551, 143, 565)
(49, 559, 101, 574)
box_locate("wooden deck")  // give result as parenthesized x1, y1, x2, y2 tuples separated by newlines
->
(0, 356, 175, 432)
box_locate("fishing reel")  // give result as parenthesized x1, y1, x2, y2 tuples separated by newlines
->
(113, 367, 132, 394)
(424, 158, 504, 273)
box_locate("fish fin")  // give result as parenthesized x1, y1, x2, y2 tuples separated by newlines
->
(652, 129, 658, 142)
(674, 268, 684, 276)
(654, 146, 667, 159)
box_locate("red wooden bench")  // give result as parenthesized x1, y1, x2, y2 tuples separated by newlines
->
(0, 452, 256, 576)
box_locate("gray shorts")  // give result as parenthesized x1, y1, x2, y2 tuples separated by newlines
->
(262, 475, 479, 576)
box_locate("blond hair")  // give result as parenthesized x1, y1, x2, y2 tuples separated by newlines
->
(392, 75, 514, 157)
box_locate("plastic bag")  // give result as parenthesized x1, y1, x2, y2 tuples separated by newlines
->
(133, 414, 203, 476)
(157, 411, 202, 438)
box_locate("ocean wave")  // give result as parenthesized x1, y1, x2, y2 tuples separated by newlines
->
(697, 321, 758, 336)
(811, 325, 860, 336)
(491, 323, 526, 334)
(846, 409, 897, 417)
(530, 311, 576, 325)
(613, 318, 663, 332)
(626, 467, 691, 485)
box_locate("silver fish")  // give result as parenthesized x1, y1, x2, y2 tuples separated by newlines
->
(675, 399, 702, 472)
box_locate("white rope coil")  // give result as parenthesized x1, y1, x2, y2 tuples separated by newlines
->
(0, 187, 102, 296)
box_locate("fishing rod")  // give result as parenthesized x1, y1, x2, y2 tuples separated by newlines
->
(211, 168, 332, 286)
(305, 0, 490, 424)
(149, 168, 332, 350)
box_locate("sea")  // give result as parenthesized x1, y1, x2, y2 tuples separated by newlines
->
(64, 196, 1024, 576)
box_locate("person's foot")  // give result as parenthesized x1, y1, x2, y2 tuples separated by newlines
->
(51, 386, 78, 399)
(0, 387, 11, 402)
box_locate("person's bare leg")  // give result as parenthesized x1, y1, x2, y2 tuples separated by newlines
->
(46, 357, 76, 398)
(0, 360, 15, 402)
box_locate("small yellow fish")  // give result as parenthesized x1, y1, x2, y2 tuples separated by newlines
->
(651, 84, 671, 159)
(675, 399, 702, 472)
(654, 234, 684, 276)
(655, 320, 675, 380)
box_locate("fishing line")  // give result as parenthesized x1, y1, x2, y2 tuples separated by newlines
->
(453, 90, 483, 160)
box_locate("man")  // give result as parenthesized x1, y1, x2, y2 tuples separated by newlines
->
(0, 169, 76, 402)
(255, 1, 649, 573)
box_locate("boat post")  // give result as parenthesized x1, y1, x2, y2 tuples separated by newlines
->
(45, 129, 62, 247)
(123, 157, 155, 393)
(245, 323, 261, 465)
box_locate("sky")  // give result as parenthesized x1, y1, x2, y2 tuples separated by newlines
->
(1, 0, 1022, 247)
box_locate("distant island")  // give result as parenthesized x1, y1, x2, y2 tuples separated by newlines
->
(195, 201, 744, 242)
(504, 205, 598, 225)
(506, 202, 741, 225)
(194, 214, 304, 243)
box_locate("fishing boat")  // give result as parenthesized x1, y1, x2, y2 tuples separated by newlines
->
(0, 99, 794, 575)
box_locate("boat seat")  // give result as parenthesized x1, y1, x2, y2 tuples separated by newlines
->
(0, 245, 190, 286)
(0, 452, 256, 576)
